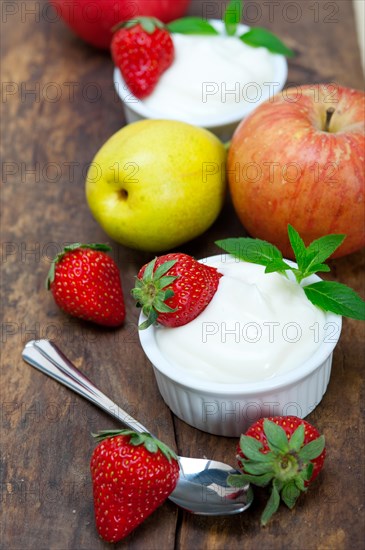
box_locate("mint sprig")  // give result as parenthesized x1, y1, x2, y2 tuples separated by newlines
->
(215, 225, 365, 321)
(167, 17, 219, 35)
(167, 0, 294, 57)
(240, 27, 295, 57)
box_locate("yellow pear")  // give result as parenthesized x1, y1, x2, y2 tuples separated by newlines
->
(85, 120, 226, 251)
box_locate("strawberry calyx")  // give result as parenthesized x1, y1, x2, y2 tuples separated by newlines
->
(227, 419, 325, 526)
(131, 257, 178, 330)
(46, 243, 111, 290)
(112, 16, 166, 34)
(92, 429, 178, 463)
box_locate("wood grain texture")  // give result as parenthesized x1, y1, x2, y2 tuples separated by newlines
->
(1, 1, 364, 549)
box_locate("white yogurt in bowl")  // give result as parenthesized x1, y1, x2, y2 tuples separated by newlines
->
(113, 21, 288, 140)
(155, 257, 327, 383)
(138, 255, 342, 437)
(142, 33, 276, 120)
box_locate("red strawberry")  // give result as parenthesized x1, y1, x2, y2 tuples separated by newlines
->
(46, 243, 125, 327)
(111, 17, 174, 99)
(228, 416, 326, 525)
(90, 430, 179, 543)
(131, 253, 222, 329)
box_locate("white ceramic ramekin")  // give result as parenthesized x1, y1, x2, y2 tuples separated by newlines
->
(113, 21, 288, 141)
(138, 256, 342, 437)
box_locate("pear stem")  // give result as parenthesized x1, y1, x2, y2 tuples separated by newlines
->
(324, 107, 335, 132)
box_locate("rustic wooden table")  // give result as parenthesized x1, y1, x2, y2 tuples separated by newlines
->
(2, 1, 364, 548)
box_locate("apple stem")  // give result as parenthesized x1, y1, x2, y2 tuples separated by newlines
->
(324, 107, 335, 132)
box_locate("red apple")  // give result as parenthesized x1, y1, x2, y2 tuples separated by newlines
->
(228, 84, 365, 259)
(51, 0, 191, 49)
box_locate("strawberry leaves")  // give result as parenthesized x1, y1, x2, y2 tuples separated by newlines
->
(216, 225, 365, 321)
(113, 16, 165, 34)
(92, 429, 178, 462)
(228, 419, 325, 525)
(132, 257, 178, 329)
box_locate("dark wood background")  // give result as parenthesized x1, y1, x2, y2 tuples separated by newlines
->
(1, 1, 364, 548)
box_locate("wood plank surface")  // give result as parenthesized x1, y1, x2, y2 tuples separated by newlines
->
(1, 1, 364, 549)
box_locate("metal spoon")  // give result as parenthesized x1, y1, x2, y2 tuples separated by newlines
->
(22, 339, 253, 516)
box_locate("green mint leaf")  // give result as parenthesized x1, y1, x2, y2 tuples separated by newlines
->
(264, 258, 292, 275)
(298, 435, 325, 461)
(261, 481, 281, 526)
(215, 237, 283, 267)
(305, 234, 346, 267)
(303, 281, 365, 320)
(224, 0, 242, 36)
(240, 27, 295, 57)
(288, 224, 307, 271)
(263, 420, 290, 453)
(167, 17, 219, 35)
(301, 263, 331, 277)
(288, 424, 305, 453)
(281, 481, 301, 509)
(295, 233, 346, 281)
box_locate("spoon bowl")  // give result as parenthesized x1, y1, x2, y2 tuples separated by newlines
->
(22, 339, 253, 516)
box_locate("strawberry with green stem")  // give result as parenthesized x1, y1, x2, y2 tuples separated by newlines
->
(132, 253, 222, 329)
(228, 416, 326, 525)
(46, 243, 125, 327)
(90, 430, 179, 542)
(111, 17, 175, 99)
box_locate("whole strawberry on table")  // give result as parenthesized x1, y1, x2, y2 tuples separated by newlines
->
(90, 430, 179, 543)
(228, 416, 326, 525)
(46, 243, 125, 327)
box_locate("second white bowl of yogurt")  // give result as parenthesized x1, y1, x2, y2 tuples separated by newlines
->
(138, 254, 342, 437)
(113, 21, 288, 141)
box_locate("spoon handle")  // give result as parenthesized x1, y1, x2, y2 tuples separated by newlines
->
(22, 339, 149, 434)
